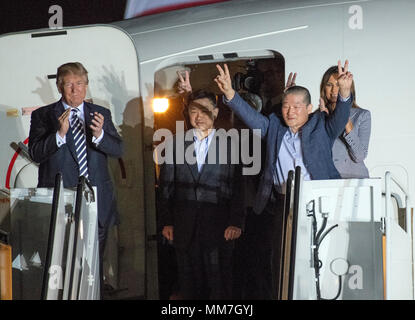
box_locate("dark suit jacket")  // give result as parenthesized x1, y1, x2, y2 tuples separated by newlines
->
(28, 99, 123, 228)
(158, 129, 244, 249)
(225, 92, 352, 214)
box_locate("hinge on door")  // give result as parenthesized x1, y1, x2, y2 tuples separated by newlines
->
(380, 217, 386, 234)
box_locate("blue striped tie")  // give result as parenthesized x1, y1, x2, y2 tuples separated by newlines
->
(70, 108, 89, 179)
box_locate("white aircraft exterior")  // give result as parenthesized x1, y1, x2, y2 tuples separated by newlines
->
(0, 0, 414, 299)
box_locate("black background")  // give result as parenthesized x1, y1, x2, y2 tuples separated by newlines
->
(1, 0, 127, 35)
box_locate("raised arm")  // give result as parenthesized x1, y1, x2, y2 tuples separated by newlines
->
(325, 60, 353, 140)
(214, 64, 270, 139)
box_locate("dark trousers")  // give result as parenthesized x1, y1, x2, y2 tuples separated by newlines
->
(175, 238, 234, 300)
(98, 225, 108, 299)
(234, 194, 284, 300)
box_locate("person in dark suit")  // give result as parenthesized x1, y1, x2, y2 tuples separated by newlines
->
(158, 89, 244, 300)
(28, 62, 123, 291)
(214, 60, 354, 299)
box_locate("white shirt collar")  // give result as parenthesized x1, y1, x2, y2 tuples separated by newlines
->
(193, 128, 216, 142)
(62, 99, 84, 113)
(62, 100, 86, 126)
(286, 128, 299, 139)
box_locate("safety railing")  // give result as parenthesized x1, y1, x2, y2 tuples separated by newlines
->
(279, 166, 301, 300)
(384, 171, 413, 300)
(39, 173, 99, 300)
(288, 166, 301, 299)
(41, 173, 63, 299)
(278, 170, 293, 300)
(67, 176, 98, 300)
(283, 169, 389, 299)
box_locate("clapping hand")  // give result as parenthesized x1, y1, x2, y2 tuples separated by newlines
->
(58, 108, 71, 138)
(214, 64, 235, 101)
(90, 112, 104, 138)
(337, 60, 353, 99)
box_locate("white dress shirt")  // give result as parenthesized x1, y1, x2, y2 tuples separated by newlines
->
(274, 129, 311, 194)
(274, 95, 351, 194)
(193, 128, 216, 172)
(56, 100, 104, 147)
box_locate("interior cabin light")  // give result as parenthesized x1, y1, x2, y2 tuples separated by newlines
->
(152, 98, 169, 113)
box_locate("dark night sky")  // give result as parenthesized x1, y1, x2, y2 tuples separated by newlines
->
(0, 0, 127, 35)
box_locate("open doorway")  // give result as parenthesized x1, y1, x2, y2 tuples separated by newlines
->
(153, 52, 285, 299)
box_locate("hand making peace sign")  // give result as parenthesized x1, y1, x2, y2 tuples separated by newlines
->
(214, 64, 235, 101)
(285, 72, 297, 92)
(337, 60, 353, 99)
(176, 70, 192, 95)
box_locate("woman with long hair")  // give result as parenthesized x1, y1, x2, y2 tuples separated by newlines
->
(319, 65, 371, 178)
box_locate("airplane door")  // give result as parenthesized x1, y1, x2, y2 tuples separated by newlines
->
(0, 25, 152, 299)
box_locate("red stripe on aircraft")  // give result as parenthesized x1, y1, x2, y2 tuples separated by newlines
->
(5, 138, 29, 189)
(135, 0, 230, 17)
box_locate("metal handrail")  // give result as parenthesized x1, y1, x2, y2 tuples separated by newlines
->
(278, 169, 294, 300)
(384, 174, 411, 231)
(384, 171, 414, 300)
(41, 172, 62, 300)
(68, 176, 95, 299)
(288, 166, 301, 299)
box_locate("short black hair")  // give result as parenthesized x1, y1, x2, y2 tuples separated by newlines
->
(283, 85, 311, 105)
(186, 89, 217, 108)
(182, 89, 218, 126)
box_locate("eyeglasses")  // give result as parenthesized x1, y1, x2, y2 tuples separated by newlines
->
(62, 81, 86, 89)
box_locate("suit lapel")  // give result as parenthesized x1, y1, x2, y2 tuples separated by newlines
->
(198, 131, 219, 183)
(82, 103, 94, 179)
(54, 100, 78, 163)
(301, 116, 313, 145)
(53, 100, 65, 121)
(184, 137, 199, 183)
(274, 121, 288, 169)
(83, 102, 94, 146)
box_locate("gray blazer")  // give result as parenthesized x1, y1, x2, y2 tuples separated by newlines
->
(332, 107, 371, 178)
